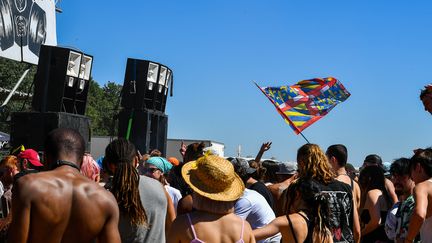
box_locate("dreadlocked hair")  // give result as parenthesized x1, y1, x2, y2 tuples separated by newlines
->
(312, 190, 334, 243)
(297, 144, 335, 184)
(104, 138, 148, 227)
(286, 179, 333, 243)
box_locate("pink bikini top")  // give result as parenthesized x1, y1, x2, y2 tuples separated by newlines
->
(186, 213, 245, 243)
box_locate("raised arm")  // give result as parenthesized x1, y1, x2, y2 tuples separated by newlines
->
(179, 141, 186, 161)
(7, 178, 31, 243)
(254, 142, 272, 163)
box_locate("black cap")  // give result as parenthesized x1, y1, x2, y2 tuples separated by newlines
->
(364, 154, 383, 165)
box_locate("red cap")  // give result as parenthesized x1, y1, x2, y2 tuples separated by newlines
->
(18, 149, 43, 167)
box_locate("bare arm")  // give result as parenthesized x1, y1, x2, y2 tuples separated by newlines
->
(385, 178, 399, 204)
(165, 189, 176, 237)
(243, 221, 256, 243)
(353, 183, 361, 243)
(167, 217, 184, 243)
(405, 184, 427, 242)
(253, 216, 286, 241)
(97, 193, 121, 243)
(361, 190, 382, 236)
(7, 178, 31, 243)
(254, 142, 272, 163)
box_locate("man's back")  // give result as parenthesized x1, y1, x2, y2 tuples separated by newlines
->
(8, 166, 120, 243)
(318, 179, 354, 243)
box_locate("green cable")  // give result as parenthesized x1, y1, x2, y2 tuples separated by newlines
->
(126, 110, 134, 140)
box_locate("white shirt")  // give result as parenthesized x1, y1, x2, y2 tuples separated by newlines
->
(165, 185, 182, 214)
(235, 188, 281, 243)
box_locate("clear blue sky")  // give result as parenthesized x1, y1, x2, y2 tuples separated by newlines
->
(57, 0, 432, 166)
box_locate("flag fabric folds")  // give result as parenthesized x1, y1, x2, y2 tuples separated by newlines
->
(256, 77, 350, 134)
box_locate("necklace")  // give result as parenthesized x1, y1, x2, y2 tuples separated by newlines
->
(52, 160, 80, 171)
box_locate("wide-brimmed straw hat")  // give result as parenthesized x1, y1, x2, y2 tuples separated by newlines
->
(182, 155, 245, 201)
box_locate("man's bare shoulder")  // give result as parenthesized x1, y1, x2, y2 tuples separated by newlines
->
(15, 170, 117, 208)
(415, 180, 432, 194)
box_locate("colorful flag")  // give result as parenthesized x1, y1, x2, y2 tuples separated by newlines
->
(256, 77, 350, 134)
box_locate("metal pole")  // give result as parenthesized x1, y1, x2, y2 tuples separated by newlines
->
(299, 132, 310, 144)
(1, 68, 31, 107)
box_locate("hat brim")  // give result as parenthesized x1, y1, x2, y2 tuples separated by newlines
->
(246, 167, 256, 175)
(182, 160, 245, 202)
(28, 158, 43, 167)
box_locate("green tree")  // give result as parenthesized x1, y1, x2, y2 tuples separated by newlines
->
(0, 57, 123, 136)
(86, 80, 122, 136)
(0, 57, 37, 133)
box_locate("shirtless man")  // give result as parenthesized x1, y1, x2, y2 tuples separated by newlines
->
(8, 128, 120, 243)
(406, 148, 432, 243)
(326, 144, 361, 243)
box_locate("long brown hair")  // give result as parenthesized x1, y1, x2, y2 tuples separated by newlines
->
(104, 138, 148, 226)
(297, 144, 335, 184)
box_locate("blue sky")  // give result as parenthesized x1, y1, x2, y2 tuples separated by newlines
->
(57, 1, 432, 166)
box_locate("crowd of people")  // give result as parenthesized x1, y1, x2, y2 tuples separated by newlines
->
(0, 88, 430, 243)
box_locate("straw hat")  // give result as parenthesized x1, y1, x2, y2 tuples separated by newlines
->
(182, 155, 245, 201)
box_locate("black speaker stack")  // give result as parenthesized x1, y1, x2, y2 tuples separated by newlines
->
(32, 45, 93, 115)
(10, 112, 91, 152)
(10, 45, 93, 152)
(118, 58, 173, 155)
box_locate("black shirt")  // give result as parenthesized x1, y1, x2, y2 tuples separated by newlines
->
(248, 181, 274, 209)
(317, 179, 354, 243)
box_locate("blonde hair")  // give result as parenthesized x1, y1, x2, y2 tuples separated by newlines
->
(297, 144, 335, 184)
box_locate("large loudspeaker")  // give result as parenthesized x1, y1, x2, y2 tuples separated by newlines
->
(118, 109, 168, 155)
(121, 58, 172, 112)
(10, 112, 91, 152)
(32, 45, 93, 115)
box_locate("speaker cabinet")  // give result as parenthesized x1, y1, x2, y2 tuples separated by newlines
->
(32, 45, 93, 115)
(121, 58, 172, 112)
(10, 112, 91, 152)
(118, 109, 168, 155)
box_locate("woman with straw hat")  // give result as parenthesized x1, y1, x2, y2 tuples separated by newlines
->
(167, 155, 255, 243)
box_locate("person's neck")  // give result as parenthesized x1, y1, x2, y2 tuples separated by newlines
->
(336, 167, 347, 176)
(52, 158, 80, 171)
(246, 177, 258, 187)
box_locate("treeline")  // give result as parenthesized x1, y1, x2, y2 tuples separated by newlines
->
(0, 57, 122, 136)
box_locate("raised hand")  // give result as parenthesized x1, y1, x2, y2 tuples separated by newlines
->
(179, 141, 186, 157)
(260, 142, 272, 152)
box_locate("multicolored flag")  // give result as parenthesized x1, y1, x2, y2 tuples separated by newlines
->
(256, 77, 350, 134)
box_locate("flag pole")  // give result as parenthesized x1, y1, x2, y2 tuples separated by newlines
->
(254, 81, 311, 144)
(299, 132, 310, 144)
